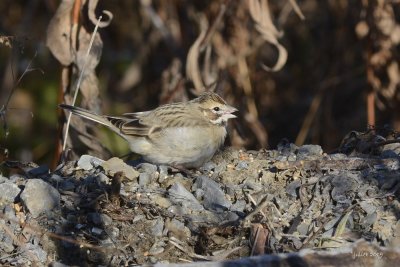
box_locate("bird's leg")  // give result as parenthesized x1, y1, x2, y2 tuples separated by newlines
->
(169, 165, 195, 178)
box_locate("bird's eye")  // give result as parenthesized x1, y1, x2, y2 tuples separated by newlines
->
(213, 107, 220, 112)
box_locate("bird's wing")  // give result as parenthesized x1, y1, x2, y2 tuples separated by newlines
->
(120, 104, 209, 137)
(105, 115, 151, 136)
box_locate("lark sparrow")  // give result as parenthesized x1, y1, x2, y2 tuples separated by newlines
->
(60, 92, 237, 168)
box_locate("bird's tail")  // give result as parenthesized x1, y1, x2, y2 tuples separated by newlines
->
(59, 104, 118, 132)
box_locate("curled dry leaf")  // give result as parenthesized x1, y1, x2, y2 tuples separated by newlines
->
(0, 36, 13, 48)
(88, 0, 113, 28)
(186, 15, 208, 93)
(248, 0, 288, 72)
(46, 0, 110, 72)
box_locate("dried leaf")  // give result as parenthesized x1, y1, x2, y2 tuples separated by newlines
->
(0, 36, 13, 48)
(334, 210, 352, 238)
(46, 0, 75, 66)
(250, 223, 269, 255)
(248, 0, 288, 71)
(186, 15, 208, 92)
(88, 0, 113, 28)
(288, 0, 305, 20)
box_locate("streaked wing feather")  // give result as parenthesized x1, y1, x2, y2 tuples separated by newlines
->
(110, 103, 210, 137)
(105, 116, 151, 136)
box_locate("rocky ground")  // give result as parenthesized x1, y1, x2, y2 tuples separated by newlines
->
(1, 137, 400, 266)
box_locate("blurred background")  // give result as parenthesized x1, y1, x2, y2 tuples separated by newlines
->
(0, 0, 399, 166)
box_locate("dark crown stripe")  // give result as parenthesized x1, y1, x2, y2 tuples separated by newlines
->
(196, 92, 226, 104)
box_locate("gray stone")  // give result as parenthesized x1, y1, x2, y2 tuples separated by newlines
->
(50, 262, 70, 267)
(9, 174, 25, 183)
(96, 173, 110, 184)
(109, 226, 120, 239)
(24, 243, 47, 263)
(0, 182, 21, 204)
(324, 216, 342, 231)
(77, 155, 104, 171)
(235, 161, 248, 170)
(363, 212, 377, 227)
(139, 173, 151, 186)
(297, 144, 323, 159)
(101, 213, 113, 226)
(200, 162, 216, 172)
(28, 165, 49, 177)
(59, 180, 75, 191)
(149, 240, 166, 255)
(214, 163, 226, 174)
(287, 153, 297, 161)
(277, 141, 298, 154)
(243, 180, 262, 191)
(20, 179, 60, 218)
(194, 188, 204, 199)
(0, 223, 14, 253)
(286, 180, 301, 198)
(296, 223, 309, 235)
(49, 174, 63, 183)
(158, 165, 169, 182)
(329, 153, 348, 160)
(194, 176, 231, 211)
(168, 182, 204, 211)
(138, 163, 158, 174)
(88, 212, 112, 226)
(91, 227, 103, 235)
(149, 245, 165, 255)
(0, 175, 9, 184)
(151, 218, 164, 237)
(216, 211, 239, 222)
(132, 214, 145, 223)
(3, 205, 16, 222)
(231, 200, 246, 212)
(0, 240, 14, 253)
(359, 200, 377, 215)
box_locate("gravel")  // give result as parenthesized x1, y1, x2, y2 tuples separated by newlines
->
(1, 143, 400, 266)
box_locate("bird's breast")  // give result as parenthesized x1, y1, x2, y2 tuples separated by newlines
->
(144, 125, 227, 167)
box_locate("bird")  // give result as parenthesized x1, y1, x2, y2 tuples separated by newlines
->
(60, 92, 237, 168)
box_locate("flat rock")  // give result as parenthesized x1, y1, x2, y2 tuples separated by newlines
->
(101, 157, 139, 181)
(20, 179, 60, 218)
(168, 182, 204, 211)
(77, 155, 104, 171)
(297, 144, 323, 159)
(194, 175, 232, 211)
(0, 182, 21, 204)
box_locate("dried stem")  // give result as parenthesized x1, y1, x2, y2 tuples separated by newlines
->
(62, 15, 104, 151)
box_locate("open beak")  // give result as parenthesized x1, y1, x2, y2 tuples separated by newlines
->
(224, 105, 238, 119)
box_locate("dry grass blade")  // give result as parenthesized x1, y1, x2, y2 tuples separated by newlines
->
(288, 0, 305, 20)
(186, 15, 208, 92)
(62, 15, 104, 151)
(248, 0, 288, 71)
(334, 210, 352, 238)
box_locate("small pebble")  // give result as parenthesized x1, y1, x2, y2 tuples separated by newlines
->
(235, 161, 248, 170)
(91, 227, 103, 235)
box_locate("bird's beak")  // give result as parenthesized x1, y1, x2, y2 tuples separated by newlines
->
(224, 105, 238, 119)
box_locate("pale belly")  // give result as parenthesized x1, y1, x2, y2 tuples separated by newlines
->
(136, 126, 227, 168)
